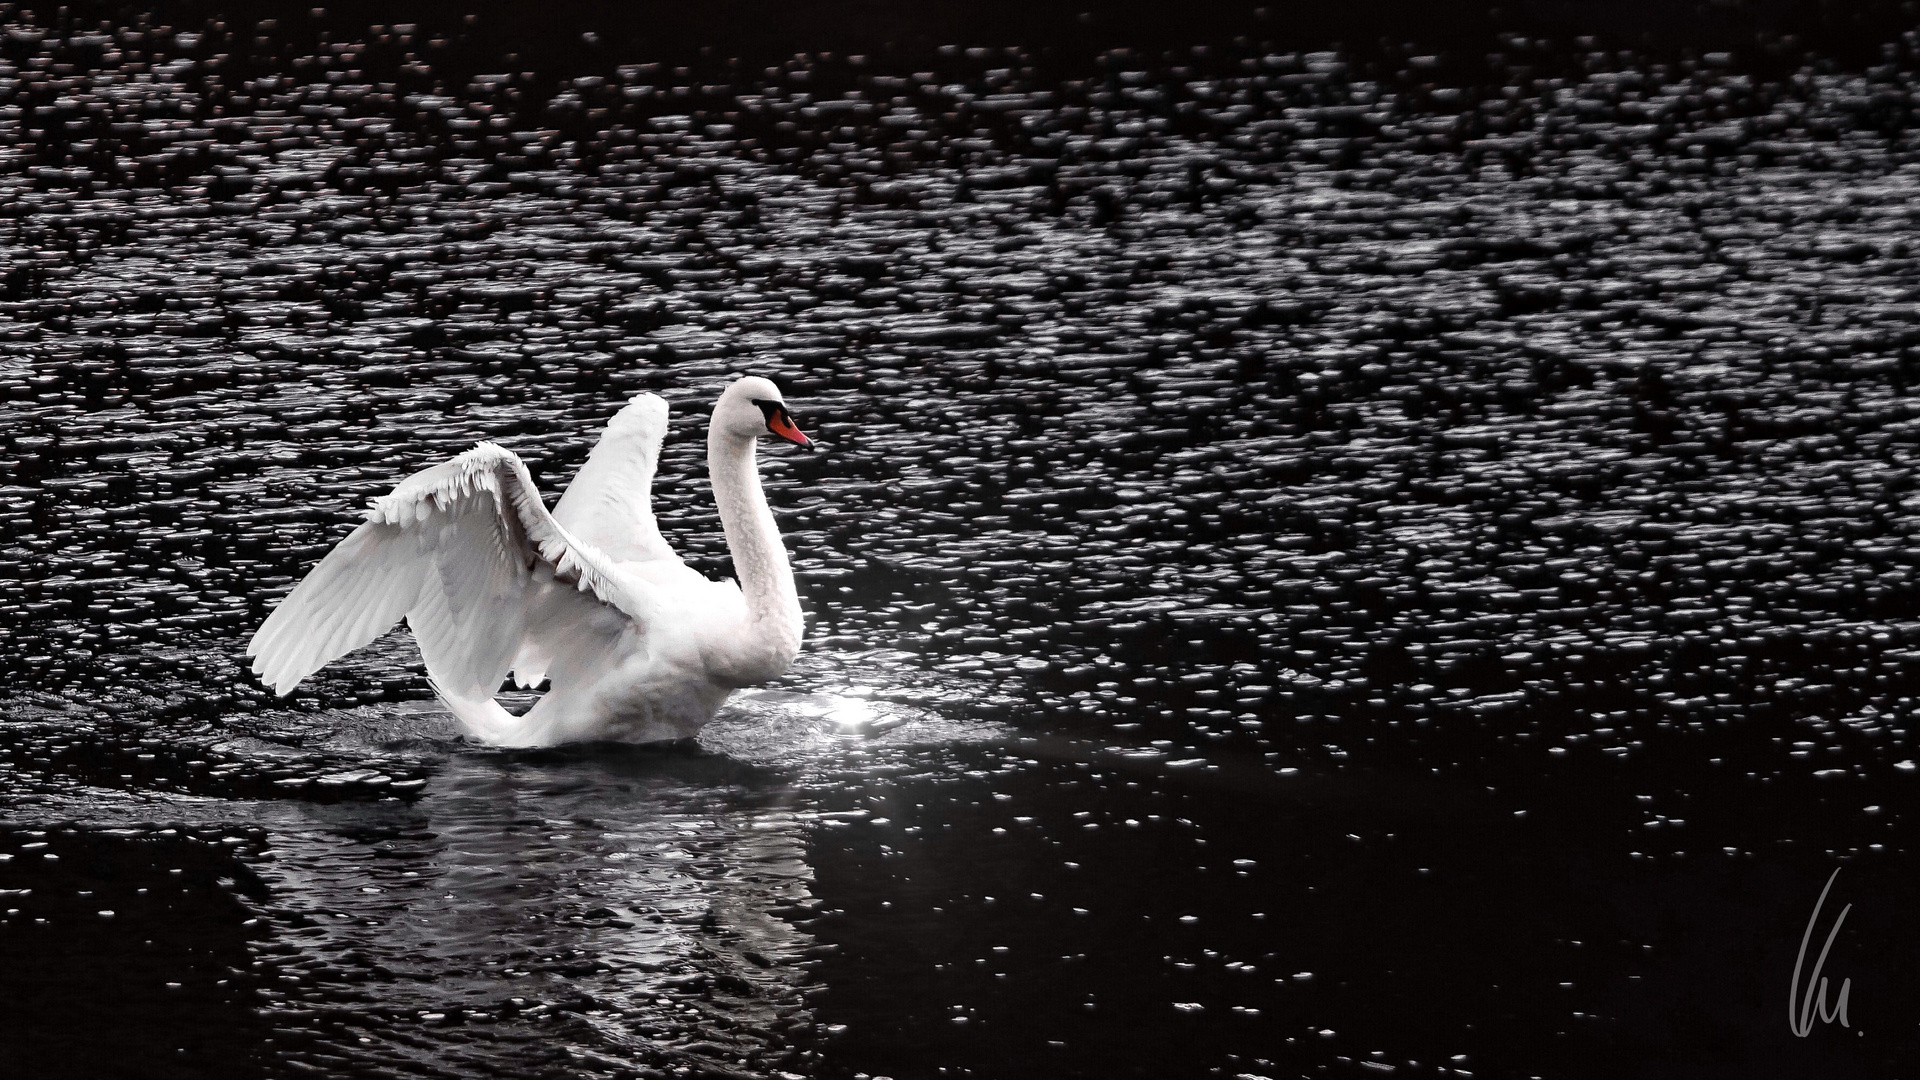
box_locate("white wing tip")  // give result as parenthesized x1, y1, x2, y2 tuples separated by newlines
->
(243, 647, 299, 696)
(611, 393, 670, 431)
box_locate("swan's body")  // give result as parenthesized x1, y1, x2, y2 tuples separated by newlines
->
(246, 376, 811, 746)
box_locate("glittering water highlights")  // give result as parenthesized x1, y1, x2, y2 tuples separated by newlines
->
(3, 6, 1920, 1078)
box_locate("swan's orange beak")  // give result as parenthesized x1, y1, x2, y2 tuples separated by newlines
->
(768, 409, 811, 447)
(753, 398, 813, 448)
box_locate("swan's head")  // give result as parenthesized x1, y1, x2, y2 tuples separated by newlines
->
(715, 375, 812, 448)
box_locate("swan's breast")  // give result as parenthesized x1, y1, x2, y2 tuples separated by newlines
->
(605, 566, 795, 692)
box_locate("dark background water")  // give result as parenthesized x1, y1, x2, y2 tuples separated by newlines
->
(2, 1, 1918, 1077)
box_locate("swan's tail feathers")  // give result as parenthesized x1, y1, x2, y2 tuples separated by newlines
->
(427, 676, 524, 745)
(246, 521, 420, 697)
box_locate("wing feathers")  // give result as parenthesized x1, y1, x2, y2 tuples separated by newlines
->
(246, 442, 651, 703)
(552, 393, 678, 565)
(247, 521, 422, 695)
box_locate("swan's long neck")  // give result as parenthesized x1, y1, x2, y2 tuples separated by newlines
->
(707, 425, 802, 680)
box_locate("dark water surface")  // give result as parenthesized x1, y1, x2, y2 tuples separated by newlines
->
(3, 5, 1919, 1078)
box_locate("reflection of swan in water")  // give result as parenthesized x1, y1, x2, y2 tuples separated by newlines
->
(244, 751, 822, 1075)
(224, 676, 1008, 1078)
(247, 377, 814, 747)
(14, 669, 1008, 1074)
(0, 737, 833, 1075)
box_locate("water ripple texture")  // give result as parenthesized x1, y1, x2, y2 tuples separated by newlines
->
(1, 9, 1918, 1079)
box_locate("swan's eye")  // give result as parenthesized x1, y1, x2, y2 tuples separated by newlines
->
(752, 399, 812, 447)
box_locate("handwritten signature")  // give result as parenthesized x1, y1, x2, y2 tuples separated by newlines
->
(1788, 867, 1852, 1037)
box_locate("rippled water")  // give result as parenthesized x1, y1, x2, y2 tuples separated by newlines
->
(2, 7, 1919, 1078)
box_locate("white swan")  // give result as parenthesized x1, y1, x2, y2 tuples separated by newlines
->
(246, 375, 812, 746)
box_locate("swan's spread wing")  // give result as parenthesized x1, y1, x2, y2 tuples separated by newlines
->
(246, 442, 653, 699)
(552, 392, 679, 565)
